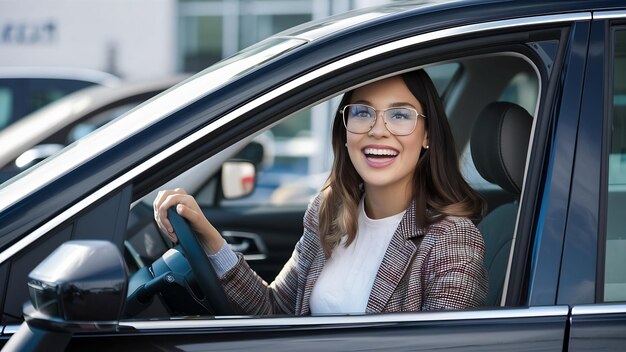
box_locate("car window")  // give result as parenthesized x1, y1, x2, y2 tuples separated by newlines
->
(137, 51, 542, 313)
(28, 86, 67, 112)
(460, 66, 539, 192)
(115, 20, 566, 323)
(604, 28, 626, 302)
(498, 72, 539, 116)
(204, 57, 538, 208)
(0, 78, 98, 130)
(0, 88, 12, 129)
(204, 63, 462, 208)
(0, 79, 21, 130)
(427, 62, 461, 98)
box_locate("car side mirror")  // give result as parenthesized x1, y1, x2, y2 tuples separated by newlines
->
(232, 140, 265, 167)
(2, 241, 127, 352)
(15, 143, 65, 169)
(221, 160, 256, 199)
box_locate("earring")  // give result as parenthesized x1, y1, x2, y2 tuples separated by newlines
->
(425, 145, 429, 149)
(345, 143, 348, 147)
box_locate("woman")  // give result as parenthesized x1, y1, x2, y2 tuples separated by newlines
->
(154, 69, 488, 315)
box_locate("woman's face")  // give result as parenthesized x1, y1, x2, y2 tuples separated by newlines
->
(346, 76, 429, 195)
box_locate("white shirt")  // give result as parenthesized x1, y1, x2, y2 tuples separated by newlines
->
(310, 198, 405, 314)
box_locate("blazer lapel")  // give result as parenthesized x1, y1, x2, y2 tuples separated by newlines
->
(365, 202, 423, 313)
(300, 246, 326, 315)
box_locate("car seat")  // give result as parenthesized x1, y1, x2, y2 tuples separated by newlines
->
(470, 101, 533, 306)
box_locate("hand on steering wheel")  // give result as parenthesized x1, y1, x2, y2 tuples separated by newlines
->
(154, 188, 222, 253)
(166, 206, 234, 315)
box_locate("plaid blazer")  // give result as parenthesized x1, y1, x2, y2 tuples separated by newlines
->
(219, 194, 488, 315)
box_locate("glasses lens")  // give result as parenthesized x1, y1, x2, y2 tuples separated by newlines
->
(344, 104, 375, 134)
(383, 108, 418, 135)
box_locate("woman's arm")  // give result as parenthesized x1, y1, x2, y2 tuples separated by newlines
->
(217, 236, 306, 315)
(217, 195, 322, 315)
(154, 189, 322, 315)
(421, 217, 488, 310)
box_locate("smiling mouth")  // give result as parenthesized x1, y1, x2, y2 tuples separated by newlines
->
(363, 147, 398, 159)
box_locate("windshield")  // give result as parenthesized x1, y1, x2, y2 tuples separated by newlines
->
(0, 37, 307, 210)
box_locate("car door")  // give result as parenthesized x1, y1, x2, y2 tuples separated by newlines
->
(567, 11, 626, 351)
(64, 12, 591, 352)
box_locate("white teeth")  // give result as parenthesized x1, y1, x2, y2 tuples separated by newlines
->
(364, 148, 398, 156)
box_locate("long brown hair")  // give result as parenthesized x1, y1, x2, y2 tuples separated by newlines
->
(318, 69, 485, 256)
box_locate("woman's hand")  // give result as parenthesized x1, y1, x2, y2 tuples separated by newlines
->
(153, 188, 224, 253)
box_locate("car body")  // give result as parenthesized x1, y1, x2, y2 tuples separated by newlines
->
(0, 66, 120, 130)
(0, 75, 188, 182)
(1, 0, 626, 350)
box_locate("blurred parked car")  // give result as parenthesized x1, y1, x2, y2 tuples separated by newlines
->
(0, 75, 188, 182)
(1, 0, 626, 351)
(0, 66, 120, 130)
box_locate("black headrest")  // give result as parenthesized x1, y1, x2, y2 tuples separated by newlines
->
(471, 102, 532, 195)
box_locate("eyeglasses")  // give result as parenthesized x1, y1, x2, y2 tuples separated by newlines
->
(341, 104, 426, 136)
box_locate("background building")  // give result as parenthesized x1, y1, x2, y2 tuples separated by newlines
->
(0, 0, 391, 79)
(178, 0, 390, 73)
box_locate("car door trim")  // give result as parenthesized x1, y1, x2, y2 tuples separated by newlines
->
(121, 306, 569, 331)
(571, 304, 626, 315)
(593, 10, 626, 20)
(1, 306, 570, 336)
(0, 12, 591, 266)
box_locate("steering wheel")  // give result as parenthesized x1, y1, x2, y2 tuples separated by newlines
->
(167, 207, 234, 315)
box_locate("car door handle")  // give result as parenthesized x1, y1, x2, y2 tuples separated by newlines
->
(222, 231, 267, 261)
(229, 239, 251, 252)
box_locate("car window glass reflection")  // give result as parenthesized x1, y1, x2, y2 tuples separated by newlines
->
(605, 28, 626, 302)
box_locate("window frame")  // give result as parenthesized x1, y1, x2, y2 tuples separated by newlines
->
(131, 32, 557, 314)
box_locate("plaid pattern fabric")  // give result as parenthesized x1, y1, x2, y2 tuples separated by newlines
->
(219, 194, 488, 315)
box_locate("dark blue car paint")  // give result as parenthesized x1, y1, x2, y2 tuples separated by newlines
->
(528, 20, 589, 307)
(65, 312, 571, 351)
(558, 18, 607, 305)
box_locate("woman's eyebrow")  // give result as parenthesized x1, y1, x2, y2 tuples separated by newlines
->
(352, 100, 418, 109)
(389, 102, 418, 109)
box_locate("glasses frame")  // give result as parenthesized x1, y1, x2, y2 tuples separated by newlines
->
(341, 104, 427, 136)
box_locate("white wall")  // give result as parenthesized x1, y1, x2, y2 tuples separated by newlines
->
(0, 0, 177, 80)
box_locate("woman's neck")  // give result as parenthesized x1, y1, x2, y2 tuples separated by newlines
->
(363, 184, 412, 219)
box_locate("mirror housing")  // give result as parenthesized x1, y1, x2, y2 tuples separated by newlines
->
(2, 241, 127, 352)
(26, 240, 127, 330)
(221, 160, 256, 199)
